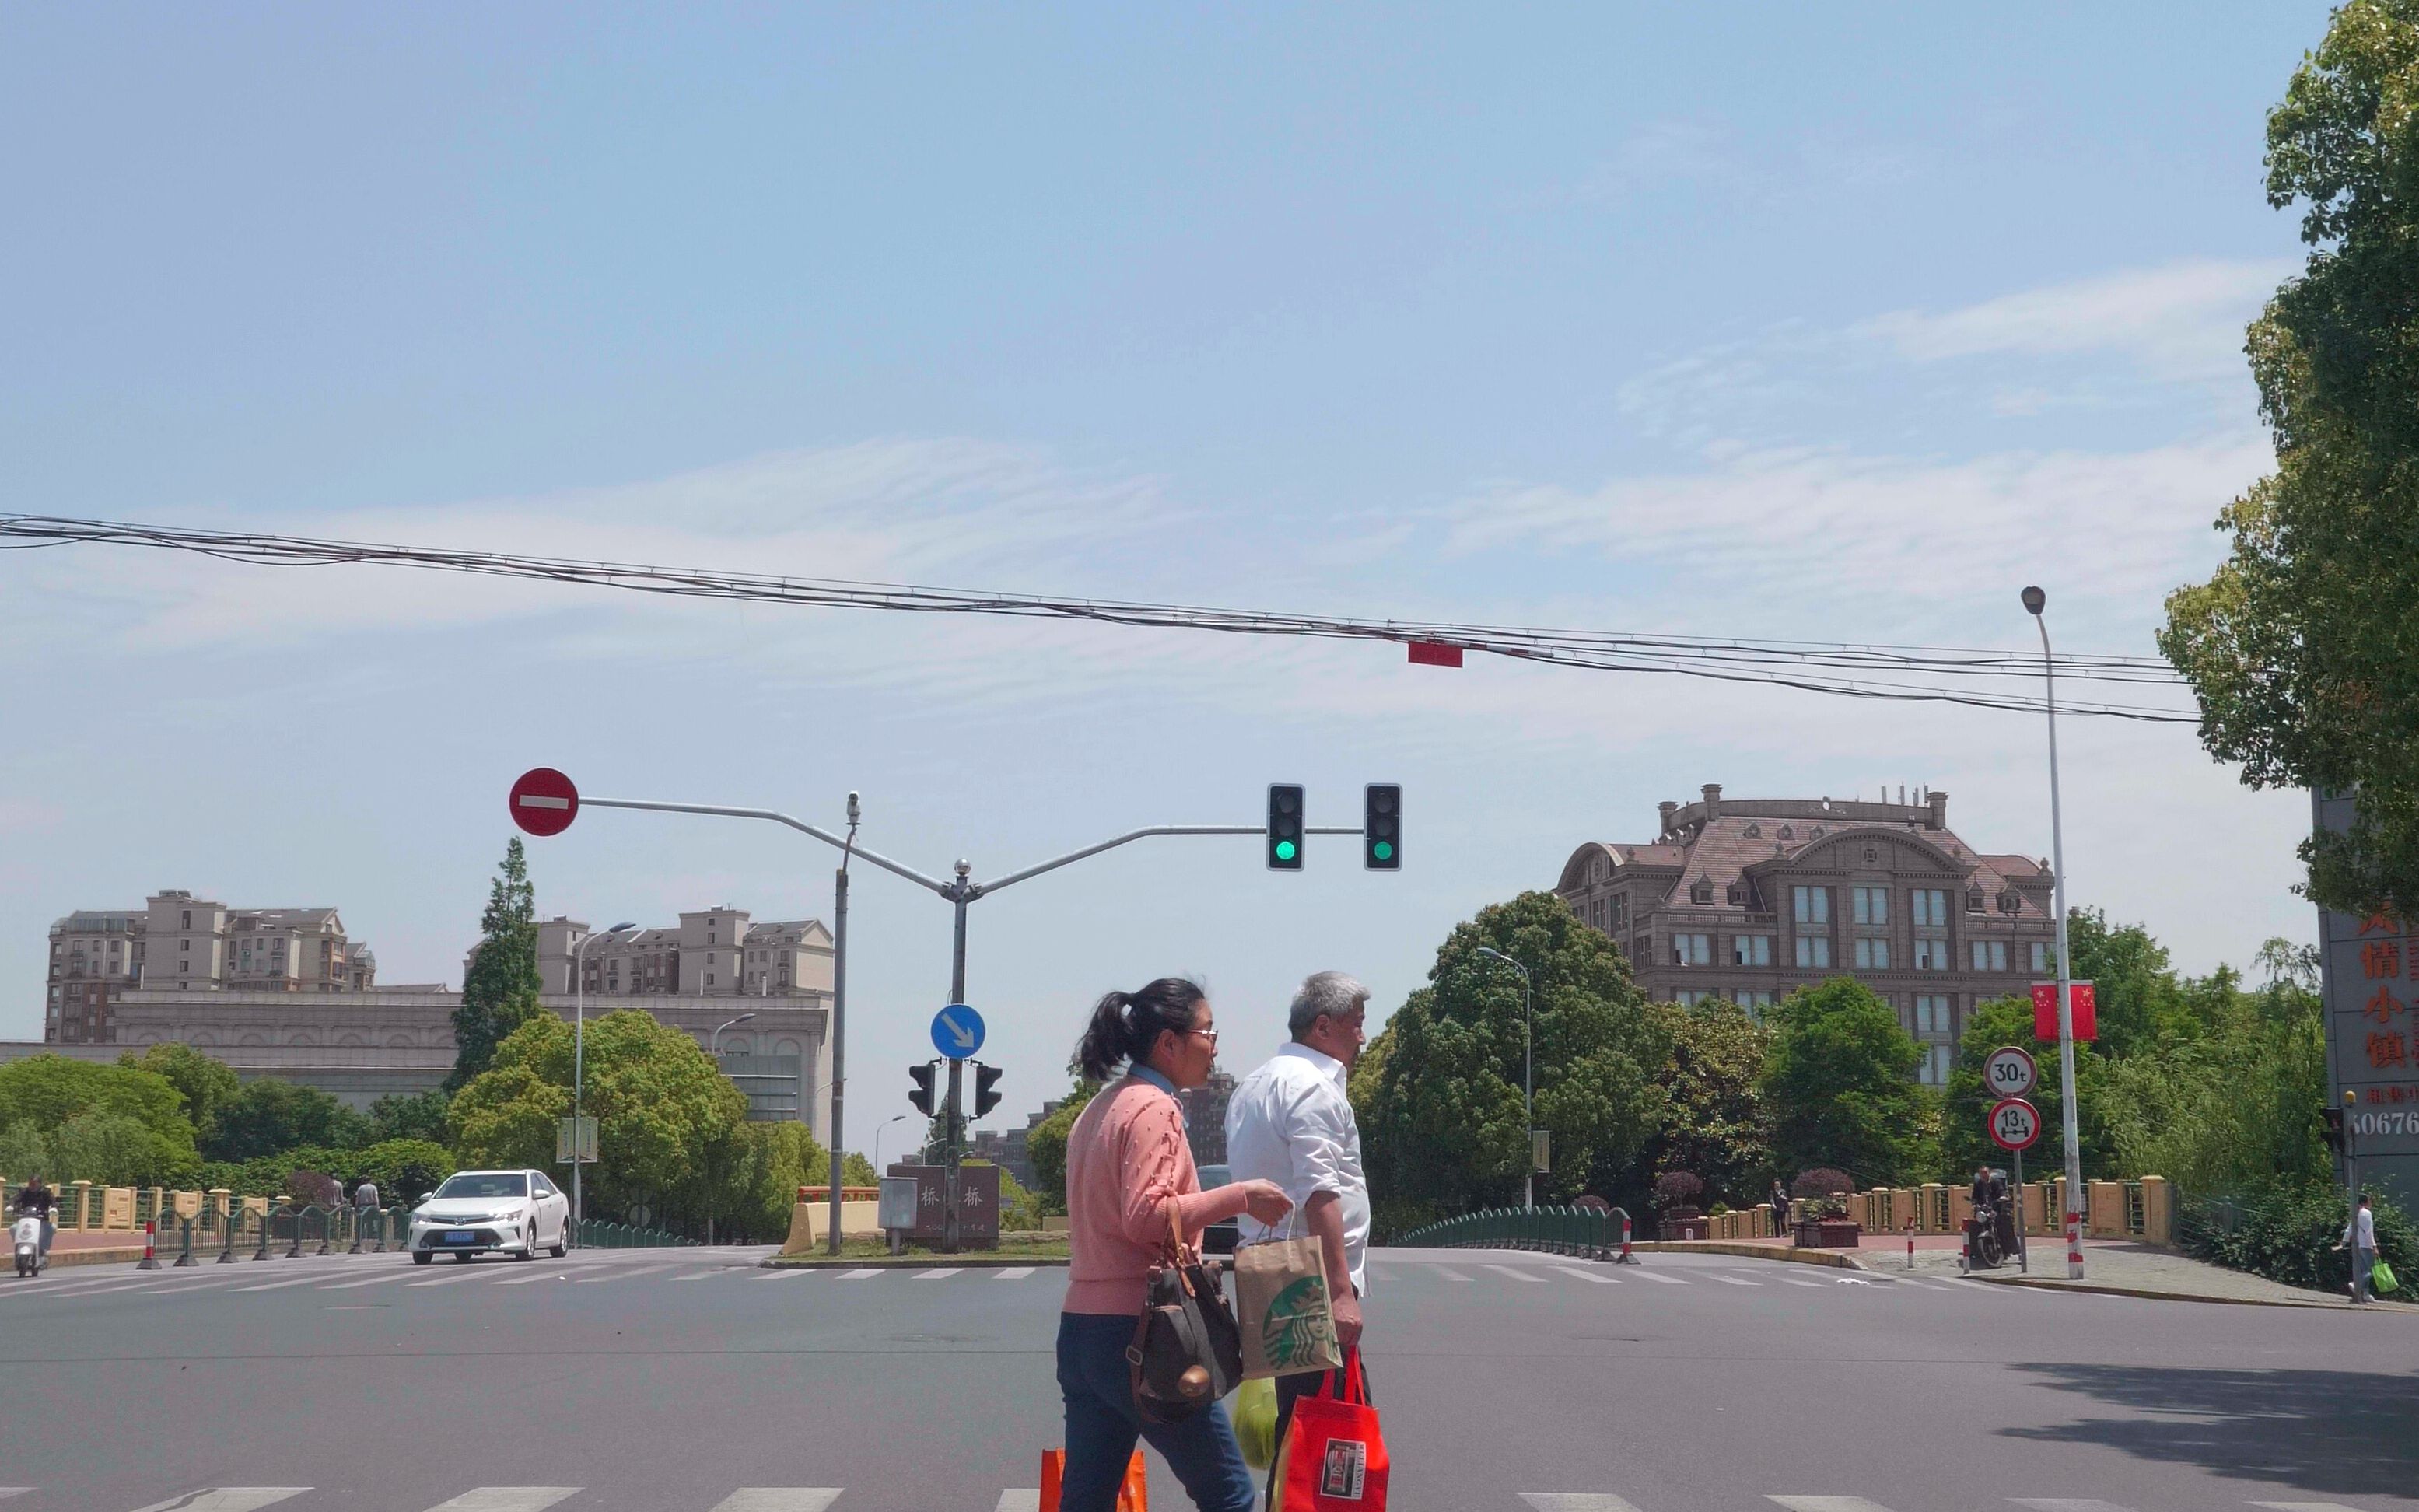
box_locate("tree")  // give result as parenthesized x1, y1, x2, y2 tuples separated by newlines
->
(450, 1009, 747, 1235)
(2159, 1, 2419, 919)
(1025, 1080, 1102, 1215)
(450, 836, 543, 1090)
(205, 1079, 369, 1164)
(118, 1044, 240, 1147)
(1633, 999, 1773, 1209)
(347, 1138, 457, 1204)
(1361, 891, 1671, 1221)
(367, 1090, 453, 1146)
(2062, 909, 2197, 1058)
(1759, 978, 1933, 1188)
(0, 1055, 201, 1181)
(1941, 995, 2116, 1182)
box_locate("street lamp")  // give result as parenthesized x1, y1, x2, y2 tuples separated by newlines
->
(872, 1114, 910, 1178)
(712, 1012, 758, 1059)
(1475, 946, 1536, 1212)
(2023, 585, 2085, 1281)
(572, 920, 639, 1239)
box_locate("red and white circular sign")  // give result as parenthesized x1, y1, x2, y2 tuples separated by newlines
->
(1984, 1045, 2038, 1099)
(1988, 1096, 2042, 1153)
(509, 767, 579, 837)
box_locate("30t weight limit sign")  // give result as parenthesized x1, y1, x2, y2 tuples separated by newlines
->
(1984, 1045, 2037, 1100)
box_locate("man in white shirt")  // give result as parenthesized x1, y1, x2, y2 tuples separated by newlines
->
(1227, 970, 1371, 1501)
(2339, 1192, 2379, 1303)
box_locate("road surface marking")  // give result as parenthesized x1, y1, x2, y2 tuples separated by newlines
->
(492, 1271, 569, 1286)
(670, 1270, 722, 1281)
(1770, 1273, 1826, 1287)
(422, 1492, 583, 1512)
(1521, 1496, 1645, 1512)
(1482, 1264, 1549, 1283)
(1768, 1500, 1897, 1512)
(0, 1491, 29, 1500)
(996, 1267, 1037, 1280)
(994, 1493, 1041, 1512)
(1633, 1270, 1688, 1285)
(2252, 1504, 2372, 1511)
(318, 1271, 415, 1290)
(1431, 1265, 1473, 1282)
(1553, 1268, 1619, 1284)
(129, 1490, 311, 1512)
(838, 1268, 885, 1279)
(2013, 1501, 2140, 1510)
(914, 1268, 962, 1279)
(574, 1263, 676, 1283)
(707, 1493, 845, 1512)
(127, 1277, 251, 1294)
(1707, 1273, 1762, 1286)
(229, 1275, 338, 1293)
(407, 1267, 495, 1286)
(752, 1267, 815, 1280)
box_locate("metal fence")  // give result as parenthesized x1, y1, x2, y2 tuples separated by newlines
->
(572, 1218, 702, 1249)
(1395, 1205, 1626, 1259)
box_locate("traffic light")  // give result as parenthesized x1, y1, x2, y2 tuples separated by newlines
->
(2323, 1105, 2347, 1153)
(1267, 783, 1304, 870)
(974, 1060, 1003, 1119)
(908, 1060, 938, 1117)
(1364, 784, 1401, 870)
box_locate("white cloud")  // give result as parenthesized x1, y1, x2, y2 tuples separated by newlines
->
(1855, 258, 2292, 381)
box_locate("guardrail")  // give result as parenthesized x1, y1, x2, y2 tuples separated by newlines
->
(1395, 1205, 1628, 1259)
(572, 1218, 702, 1250)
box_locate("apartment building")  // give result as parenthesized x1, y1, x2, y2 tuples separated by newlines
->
(45, 890, 376, 1042)
(536, 908, 835, 1001)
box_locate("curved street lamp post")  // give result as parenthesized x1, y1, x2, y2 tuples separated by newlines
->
(1475, 946, 1536, 1212)
(572, 921, 639, 1238)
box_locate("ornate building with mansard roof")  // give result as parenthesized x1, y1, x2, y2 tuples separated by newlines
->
(1556, 785, 2059, 1084)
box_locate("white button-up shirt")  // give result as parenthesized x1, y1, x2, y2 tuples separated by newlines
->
(1224, 1041, 1370, 1295)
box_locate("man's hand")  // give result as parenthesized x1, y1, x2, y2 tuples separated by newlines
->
(1330, 1286, 1364, 1353)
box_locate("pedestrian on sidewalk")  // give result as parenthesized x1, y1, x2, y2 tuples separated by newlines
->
(1225, 970, 1372, 1511)
(1058, 977, 1293, 1512)
(1769, 1177, 1791, 1238)
(2336, 1192, 2379, 1304)
(352, 1178, 380, 1212)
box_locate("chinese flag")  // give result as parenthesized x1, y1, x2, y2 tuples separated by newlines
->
(2032, 981, 2096, 1042)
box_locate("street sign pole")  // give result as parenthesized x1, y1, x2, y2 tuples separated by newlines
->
(945, 883, 970, 1258)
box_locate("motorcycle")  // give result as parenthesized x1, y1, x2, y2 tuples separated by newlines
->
(13, 1213, 44, 1278)
(1965, 1199, 2005, 1270)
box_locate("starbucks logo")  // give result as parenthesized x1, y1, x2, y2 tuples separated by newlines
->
(1262, 1276, 1337, 1368)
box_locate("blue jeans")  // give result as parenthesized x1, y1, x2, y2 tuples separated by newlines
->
(1056, 1312, 1256, 1512)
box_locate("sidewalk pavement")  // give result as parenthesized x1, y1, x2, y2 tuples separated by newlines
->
(1882, 1237, 2419, 1311)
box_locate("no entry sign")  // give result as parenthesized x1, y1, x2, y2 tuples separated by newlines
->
(1988, 1096, 2043, 1153)
(509, 768, 579, 837)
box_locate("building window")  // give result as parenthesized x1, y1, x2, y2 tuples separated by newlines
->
(1917, 1044, 1953, 1085)
(1739, 990, 1775, 1010)
(1966, 887, 1986, 914)
(1744, 824, 1762, 838)
(1913, 939, 1949, 971)
(1792, 887, 1829, 926)
(1970, 940, 2008, 972)
(1733, 934, 1773, 967)
(1794, 936, 1831, 968)
(1854, 938, 1892, 970)
(1675, 989, 1710, 1006)
(1672, 933, 1710, 966)
(1915, 994, 1951, 1034)
(1852, 887, 1889, 926)
(1910, 888, 1948, 927)
(1690, 879, 1713, 905)
(2031, 941, 2051, 974)
(705, 974, 715, 986)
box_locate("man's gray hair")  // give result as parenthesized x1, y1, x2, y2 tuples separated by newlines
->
(1289, 971, 1369, 1038)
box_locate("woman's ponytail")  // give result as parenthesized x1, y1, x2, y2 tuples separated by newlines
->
(1071, 977, 1206, 1082)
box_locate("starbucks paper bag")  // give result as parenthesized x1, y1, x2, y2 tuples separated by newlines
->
(1234, 1234, 1343, 1380)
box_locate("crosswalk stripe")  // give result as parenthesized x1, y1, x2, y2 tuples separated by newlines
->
(670, 1270, 721, 1281)
(492, 1271, 570, 1286)
(0, 1490, 29, 1500)
(1521, 1496, 1646, 1512)
(128, 1277, 251, 1294)
(915, 1268, 962, 1279)
(994, 1493, 1041, 1512)
(1482, 1264, 1549, 1283)
(2012, 1500, 2137, 1510)
(996, 1267, 1037, 1280)
(752, 1267, 814, 1280)
(1633, 1271, 1688, 1285)
(1772, 1274, 1827, 1287)
(1707, 1273, 1762, 1286)
(2250, 1503, 2371, 1511)
(422, 1491, 582, 1511)
(129, 1489, 311, 1512)
(407, 1267, 495, 1286)
(1432, 1265, 1473, 1282)
(838, 1268, 885, 1280)
(229, 1275, 337, 1293)
(706, 1493, 845, 1511)
(319, 1271, 416, 1290)
(574, 1263, 676, 1283)
(1554, 1268, 1619, 1284)
(1769, 1499, 1896, 1512)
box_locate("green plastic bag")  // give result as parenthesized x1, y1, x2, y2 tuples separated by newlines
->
(2375, 1258, 2399, 1295)
(1234, 1375, 1280, 1469)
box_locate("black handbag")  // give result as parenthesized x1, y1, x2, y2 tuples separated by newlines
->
(1127, 1203, 1245, 1423)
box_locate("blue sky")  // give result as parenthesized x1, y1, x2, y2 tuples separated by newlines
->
(0, 5, 2337, 1141)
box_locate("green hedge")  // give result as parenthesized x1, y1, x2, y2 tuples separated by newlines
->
(2177, 1185, 2419, 1294)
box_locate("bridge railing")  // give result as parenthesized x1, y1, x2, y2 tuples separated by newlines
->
(1394, 1205, 1625, 1260)
(572, 1218, 702, 1250)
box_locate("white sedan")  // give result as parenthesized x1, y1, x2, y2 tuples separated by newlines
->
(410, 1169, 572, 1263)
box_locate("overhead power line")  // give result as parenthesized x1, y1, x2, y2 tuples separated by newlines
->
(0, 513, 2200, 723)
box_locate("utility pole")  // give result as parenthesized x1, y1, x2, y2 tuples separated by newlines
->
(944, 861, 970, 1255)
(2024, 586, 2085, 1280)
(828, 793, 859, 1256)
(1475, 947, 1535, 1212)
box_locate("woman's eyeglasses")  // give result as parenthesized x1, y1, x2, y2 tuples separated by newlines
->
(1186, 1027, 1220, 1048)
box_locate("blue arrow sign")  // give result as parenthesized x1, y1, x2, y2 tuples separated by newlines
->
(931, 1003, 985, 1060)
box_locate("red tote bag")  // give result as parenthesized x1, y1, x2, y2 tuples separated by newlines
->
(1278, 1349, 1388, 1510)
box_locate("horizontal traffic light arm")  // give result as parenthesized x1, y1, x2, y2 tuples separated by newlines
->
(971, 823, 1365, 894)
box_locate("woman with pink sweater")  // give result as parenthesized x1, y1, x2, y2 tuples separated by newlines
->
(1059, 977, 1292, 1511)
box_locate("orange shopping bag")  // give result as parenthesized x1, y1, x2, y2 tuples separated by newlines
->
(1040, 1448, 1148, 1510)
(1276, 1349, 1386, 1509)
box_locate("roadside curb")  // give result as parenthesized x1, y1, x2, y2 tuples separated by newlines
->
(761, 1255, 1070, 1269)
(1627, 1241, 1861, 1270)
(1969, 1272, 2419, 1311)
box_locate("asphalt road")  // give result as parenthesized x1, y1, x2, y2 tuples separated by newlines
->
(0, 1244, 2412, 1511)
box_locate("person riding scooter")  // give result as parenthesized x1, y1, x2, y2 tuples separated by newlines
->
(15, 1177, 56, 1272)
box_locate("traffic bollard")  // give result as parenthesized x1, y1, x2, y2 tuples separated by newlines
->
(137, 1220, 160, 1271)
(286, 1206, 306, 1260)
(174, 1217, 198, 1266)
(315, 1206, 334, 1258)
(1616, 1213, 1637, 1264)
(1905, 1216, 1916, 1270)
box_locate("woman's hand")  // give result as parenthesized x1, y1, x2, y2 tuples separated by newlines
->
(1240, 1179, 1294, 1226)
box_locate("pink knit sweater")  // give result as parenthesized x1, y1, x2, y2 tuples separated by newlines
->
(1062, 1073, 1251, 1316)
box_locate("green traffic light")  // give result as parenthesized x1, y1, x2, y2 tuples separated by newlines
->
(1274, 839, 1297, 862)
(1372, 840, 1394, 862)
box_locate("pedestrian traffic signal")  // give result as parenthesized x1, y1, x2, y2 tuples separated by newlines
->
(2323, 1106, 2347, 1153)
(973, 1061, 1003, 1119)
(908, 1060, 938, 1117)
(1267, 784, 1304, 870)
(1364, 784, 1400, 870)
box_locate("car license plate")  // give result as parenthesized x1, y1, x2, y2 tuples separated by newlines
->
(445, 1230, 475, 1244)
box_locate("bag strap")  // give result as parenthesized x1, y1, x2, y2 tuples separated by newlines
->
(1314, 1346, 1367, 1405)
